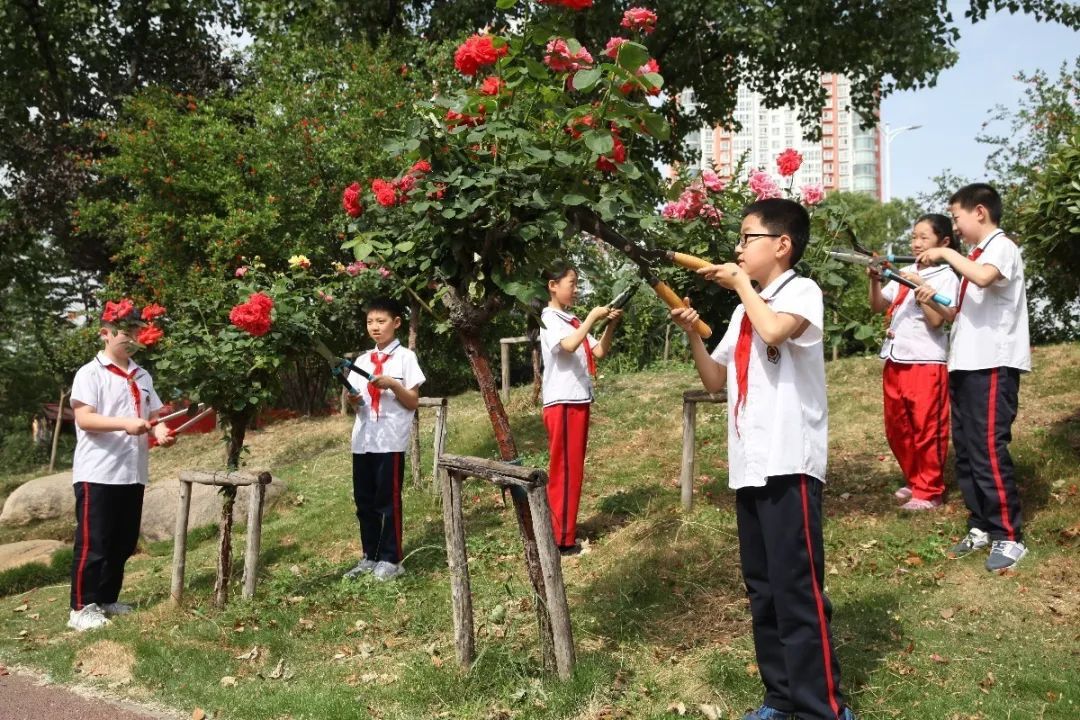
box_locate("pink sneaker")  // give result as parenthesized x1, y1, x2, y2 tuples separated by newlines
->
(900, 498, 942, 511)
(894, 486, 913, 502)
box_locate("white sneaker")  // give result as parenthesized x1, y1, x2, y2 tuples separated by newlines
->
(342, 558, 377, 579)
(68, 604, 110, 632)
(372, 561, 405, 581)
(986, 540, 1027, 572)
(100, 601, 133, 616)
(948, 528, 990, 558)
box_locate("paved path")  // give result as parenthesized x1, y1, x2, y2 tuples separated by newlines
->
(0, 666, 177, 720)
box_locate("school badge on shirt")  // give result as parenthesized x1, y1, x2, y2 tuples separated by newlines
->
(766, 345, 780, 364)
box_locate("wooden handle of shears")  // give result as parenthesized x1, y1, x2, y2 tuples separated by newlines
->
(666, 251, 714, 272)
(651, 281, 713, 338)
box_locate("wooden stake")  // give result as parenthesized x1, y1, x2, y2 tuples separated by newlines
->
(170, 480, 192, 604)
(48, 387, 65, 473)
(242, 480, 266, 599)
(214, 486, 236, 608)
(441, 469, 475, 667)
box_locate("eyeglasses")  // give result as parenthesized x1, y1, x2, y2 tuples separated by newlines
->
(738, 232, 781, 248)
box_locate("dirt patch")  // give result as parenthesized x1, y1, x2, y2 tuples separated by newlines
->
(75, 640, 136, 685)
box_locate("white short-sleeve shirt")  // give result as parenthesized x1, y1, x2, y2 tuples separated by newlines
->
(879, 264, 960, 364)
(539, 307, 598, 407)
(349, 340, 426, 453)
(709, 270, 829, 490)
(69, 352, 164, 486)
(948, 230, 1031, 372)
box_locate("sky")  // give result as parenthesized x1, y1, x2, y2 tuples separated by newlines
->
(881, 4, 1078, 201)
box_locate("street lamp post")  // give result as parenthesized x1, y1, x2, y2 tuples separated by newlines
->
(880, 123, 922, 203)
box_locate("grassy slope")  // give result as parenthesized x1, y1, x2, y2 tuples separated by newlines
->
(1, 345, 1078, 720)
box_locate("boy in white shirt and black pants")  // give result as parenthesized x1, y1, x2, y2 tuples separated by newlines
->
(916, 183, 1031, 571)
(343, 297, 426, 582)
(672, 199, 856, 720)
(68, 300, 176, 631)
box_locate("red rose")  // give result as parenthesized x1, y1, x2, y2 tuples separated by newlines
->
(230, 293, 273, 337)
(479, 76, 505, 96)
(621, 7, 658, 34)
(445, 108, 486, 128)
(394, 174, 417, 194)
(371, 178, 399, 207)
(136, 324, 164, 347)
(603, 36, 629, 60)
(342, 181, 363, 217)
(596, 135, 626, 173)
(565, 114, 596, 139)
(453, 35, 507, 77)
(410, 160, 432, 175)
(247, 292, 274, 314)
(776, 148, 803, 177)
(141, 303, 167, 321)
(102, 299, 135, 324)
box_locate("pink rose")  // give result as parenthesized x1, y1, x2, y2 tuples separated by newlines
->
(701, 168, 725, 193)
(800, 184, 825, 206)
(544, 38, 593, 73)
(235, 266, 248, 278)
(603, 37, 629, 60)
(621, 7, 658, 34)
(748, 169, 782, 200)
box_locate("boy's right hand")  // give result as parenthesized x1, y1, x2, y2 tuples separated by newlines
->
(670, 297, 701, 334)
(123, 418, 152, 436)
(866, 266, 881, 282)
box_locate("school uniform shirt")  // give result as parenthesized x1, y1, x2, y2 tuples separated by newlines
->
(879, 264, 960, 364)
(948, 230, 1031, 372)
(348, 340, 426, 453)
(709, 270, 828, 489)
(539, 307, 598, 407)
(69, 352, 164, 486)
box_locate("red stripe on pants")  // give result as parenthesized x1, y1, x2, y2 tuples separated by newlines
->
(799, 476, 842, 718)
(392, 452, 403, 561)
(75, 482, 91, 609)
(544, 403, 590, 547)
(882, 361, 949, 501)
(986, 369, 1017, 541)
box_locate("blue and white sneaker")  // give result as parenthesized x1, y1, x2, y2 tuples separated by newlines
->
(986, 540, 1027, 572)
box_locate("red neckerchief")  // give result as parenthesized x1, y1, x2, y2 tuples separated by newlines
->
(957, 231, 1002, 311)
(567, 316, 596, 376)
(102, 361, 142, 418)
(733, 272, 797, 437)
(366, 341, 399, 420)
(885, 283, 911, 323)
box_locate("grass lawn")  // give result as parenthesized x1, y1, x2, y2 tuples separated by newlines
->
(1, 345, 1078, 719)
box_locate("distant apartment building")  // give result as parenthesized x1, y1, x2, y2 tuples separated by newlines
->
(683, 75, 882, 199)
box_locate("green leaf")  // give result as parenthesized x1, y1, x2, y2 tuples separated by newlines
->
(561, 193, 589, 206)
(496, 0, 516, 9)
(615, 42, 650, 71)
(641, 111, 670, 140)
(354, 243, 374, 260)
(572, 67, 602, 92)
(583, 129, 614, 155)
(524, 145, 553, 162)
(642, 72, 664, 90)
(395, 241, 415, 252)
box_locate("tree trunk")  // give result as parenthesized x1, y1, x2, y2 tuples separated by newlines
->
(457, 330, 517, 461)
(225, 411, 250, 471)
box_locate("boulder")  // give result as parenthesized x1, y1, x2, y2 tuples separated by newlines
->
(0, 539, 67, 572)
(138, 477, 288, 542)
(0, 471, 74, 526)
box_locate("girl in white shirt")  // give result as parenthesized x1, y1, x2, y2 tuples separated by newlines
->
(538, 262, 621, 554)
(868, 214, 960, 510)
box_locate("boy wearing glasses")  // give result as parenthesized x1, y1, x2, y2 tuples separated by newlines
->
(671, 198, 855, 720)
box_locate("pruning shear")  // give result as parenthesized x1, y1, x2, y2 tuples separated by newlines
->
(566, 208, 714, 338)
(169, 406, 216, 435)
(591, 282, 638, 334)
(312, 338, 371, 397)
(150, 402, 208, 428)
(827, 248, 953, 306)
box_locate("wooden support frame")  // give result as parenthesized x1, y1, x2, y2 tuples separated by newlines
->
(170, 469, 273, 607)
(498, 336, 531, 404)
(437, 454, 575, 679)
(680, 389, 727, 512)
(409, 397, 449, 491)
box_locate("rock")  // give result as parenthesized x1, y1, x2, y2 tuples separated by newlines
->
(0, 539, 67, 572)
(0, 471, 74, 527)
(139, 477, 287, 542)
